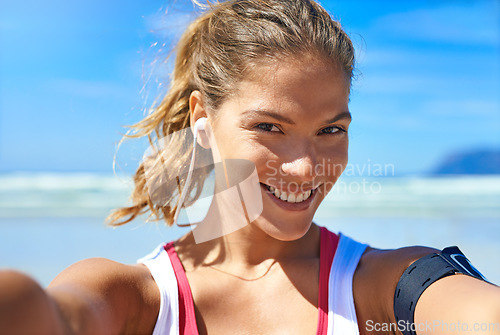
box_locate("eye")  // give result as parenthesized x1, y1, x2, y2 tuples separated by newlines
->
(256, 123, 281, 133)
(319, 126, 346, 135)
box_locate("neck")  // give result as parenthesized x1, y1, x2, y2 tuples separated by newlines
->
(176, 222, 321, 272)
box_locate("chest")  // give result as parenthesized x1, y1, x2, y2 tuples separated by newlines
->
(186, 261, 322, 335)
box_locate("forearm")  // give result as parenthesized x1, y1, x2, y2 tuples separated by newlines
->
(415, 275, 500, 335)
(0, 270, 67, 335)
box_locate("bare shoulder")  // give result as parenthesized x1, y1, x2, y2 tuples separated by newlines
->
(48, 258, 159, 335)
(353, 245, 438, 330)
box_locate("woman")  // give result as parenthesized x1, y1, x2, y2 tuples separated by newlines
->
(1, 0, 499, 334)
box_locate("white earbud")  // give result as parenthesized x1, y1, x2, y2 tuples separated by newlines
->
(193, 117, 207, 140)
(193, 117, 211, 149)
(173, 117, 209, 226)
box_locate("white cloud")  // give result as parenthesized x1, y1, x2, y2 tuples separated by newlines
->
(420, 99, 500, 118)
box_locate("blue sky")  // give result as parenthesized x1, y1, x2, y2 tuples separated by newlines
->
(0, 0, 499, 174)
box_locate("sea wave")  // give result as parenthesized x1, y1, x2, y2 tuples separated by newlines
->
(0, 173, 499, 218)
(0, 173, 132, 192)
(318, 175, 500, 218)
(0, 173, 133, 217)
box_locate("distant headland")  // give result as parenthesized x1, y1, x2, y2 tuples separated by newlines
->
(432, 148, 500, 175)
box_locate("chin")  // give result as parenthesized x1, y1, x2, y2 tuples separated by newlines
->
(253, 211, 316, 242)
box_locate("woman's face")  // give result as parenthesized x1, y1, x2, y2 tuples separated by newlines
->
(209, 57, 351, 241)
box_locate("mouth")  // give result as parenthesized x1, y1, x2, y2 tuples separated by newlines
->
(259, 182, 318, 210)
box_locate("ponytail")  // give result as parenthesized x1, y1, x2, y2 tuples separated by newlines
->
(107, 0, 355, 226)
(107, 16, 207, 226)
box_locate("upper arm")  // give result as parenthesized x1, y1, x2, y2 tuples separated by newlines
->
(415, 275, 500, 335)
(355, 246, 500, 335)
(47, 258, 159, 335)
(353, 246, 438, 334)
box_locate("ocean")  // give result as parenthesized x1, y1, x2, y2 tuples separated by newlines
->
(0, 172, 499, 286)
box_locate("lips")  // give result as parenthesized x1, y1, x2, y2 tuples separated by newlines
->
(260, 182, 317, 203)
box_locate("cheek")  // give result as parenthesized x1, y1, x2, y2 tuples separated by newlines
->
(318, 139, 349, 172)
(214, 129, 269, 169)
(212, 129, 244, 160)
(336, 142, 349, 172)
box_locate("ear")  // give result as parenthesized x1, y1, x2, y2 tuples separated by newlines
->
(189, 91, 211, 149)
(189, 90, 207, 127)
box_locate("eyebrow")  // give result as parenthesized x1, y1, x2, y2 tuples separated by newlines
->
(324, 111, 352, 124)
(243, 109, 296, 125)
(243, 109, 352, 125)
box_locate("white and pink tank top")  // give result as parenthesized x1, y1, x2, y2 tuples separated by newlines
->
(138, 227, 367, 335)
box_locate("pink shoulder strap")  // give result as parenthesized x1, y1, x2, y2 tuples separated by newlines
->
(317, 227, 339, 335)
(165, 242, 199, 335)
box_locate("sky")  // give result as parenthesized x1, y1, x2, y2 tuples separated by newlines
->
(0, 0, 499, 175)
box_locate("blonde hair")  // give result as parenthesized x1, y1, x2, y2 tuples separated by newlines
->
(107, 0, 355, 226)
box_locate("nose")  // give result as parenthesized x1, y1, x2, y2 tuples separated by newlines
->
(280, 152, 317, 181)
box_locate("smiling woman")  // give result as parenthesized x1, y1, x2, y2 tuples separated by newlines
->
(1, 1, 500, 335)
(188, 58, 352, 242)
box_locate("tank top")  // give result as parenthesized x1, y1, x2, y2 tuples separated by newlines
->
(138, 227, 367, 335)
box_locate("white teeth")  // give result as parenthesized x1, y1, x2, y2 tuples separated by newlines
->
(265, 184, 314, 203)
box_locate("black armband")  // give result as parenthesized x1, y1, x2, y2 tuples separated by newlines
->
(393, 246, 489, 335)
